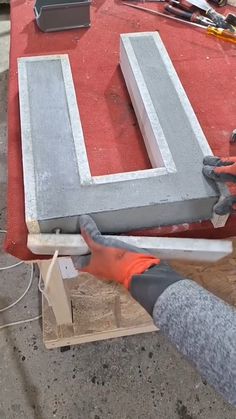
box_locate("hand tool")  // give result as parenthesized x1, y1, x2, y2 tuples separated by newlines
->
(225, 13, 236, 27)
(167, 0, 195, 11)
(123, 3, 236, 43)
(165, 4, 214, 27)
(185, 0, 235, 31)
(124, 2, 210, 27)
(169, 0, 234, 21)
(122, 0, 165, 2)
(167, 1, 236, 28)
(208, 0, 227, 7)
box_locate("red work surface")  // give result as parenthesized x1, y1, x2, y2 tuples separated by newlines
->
(5, 0, 236, 260)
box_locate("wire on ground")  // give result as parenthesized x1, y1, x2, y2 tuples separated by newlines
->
(0, 229, 42, 330)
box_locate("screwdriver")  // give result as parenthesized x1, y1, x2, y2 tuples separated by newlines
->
(206, 26, 236, 43)
(123, 3, 236, 44)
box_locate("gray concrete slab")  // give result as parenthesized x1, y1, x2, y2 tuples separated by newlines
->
(18, 35, 223, 234)
(1, 13, 236, 419)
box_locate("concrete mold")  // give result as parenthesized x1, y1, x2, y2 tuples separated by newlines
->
(18, 33, 221, 234)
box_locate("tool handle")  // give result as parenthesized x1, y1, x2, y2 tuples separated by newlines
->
(225, 13, 236, 27)
(165, 4, 192, 20)
(167, 1, 212, 25)
(207, 26, 236, 43)
(206, 9, 234, 31)
(208, 0, 227, 7)
(167, 0, 193, 12)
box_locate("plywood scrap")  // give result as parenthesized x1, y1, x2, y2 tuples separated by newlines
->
(43, 274, 156, 349)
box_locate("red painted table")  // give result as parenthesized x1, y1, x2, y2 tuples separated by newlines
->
(5, 0, 236, 260)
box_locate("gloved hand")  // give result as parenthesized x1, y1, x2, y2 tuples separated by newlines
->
(202, 156, 236, 214)
(79, 215, 160, 289)
(203, 156, 236, 183)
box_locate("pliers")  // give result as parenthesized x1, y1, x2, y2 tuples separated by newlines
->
(165, 1, 215, 27)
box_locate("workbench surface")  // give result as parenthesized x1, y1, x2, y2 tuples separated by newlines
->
(5, 0, 236, 260)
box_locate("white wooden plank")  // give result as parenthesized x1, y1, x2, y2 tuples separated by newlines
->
(28, 234, 233, 262)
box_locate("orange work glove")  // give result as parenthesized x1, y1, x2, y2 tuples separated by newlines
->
(79, 215, 160, 289)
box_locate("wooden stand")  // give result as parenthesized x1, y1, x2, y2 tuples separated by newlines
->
(40, 241, 236, 349)
(42, 274, 156, 349)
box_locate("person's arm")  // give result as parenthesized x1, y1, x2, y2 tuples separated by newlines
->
(78, 215, 236, 406)
(131, 267, 236, 406)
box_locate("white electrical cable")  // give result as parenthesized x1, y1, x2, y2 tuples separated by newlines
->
(0, 261, 24, 271)
(0, 265, 42, 330)
(0, 314, 42, 330)
(38, 273, 51, 305)
(0, 264, 34, 312)
(0, 229, 42, 329)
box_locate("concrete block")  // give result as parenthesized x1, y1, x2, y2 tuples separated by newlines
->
(18, 38, 223, 234)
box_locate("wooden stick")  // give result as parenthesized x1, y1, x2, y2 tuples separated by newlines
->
(39, 254, 72, 326)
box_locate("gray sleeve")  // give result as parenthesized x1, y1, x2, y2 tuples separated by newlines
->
(153, 280, 236, 406)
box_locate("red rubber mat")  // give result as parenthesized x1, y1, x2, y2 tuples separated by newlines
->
(5, 0, 236, 260)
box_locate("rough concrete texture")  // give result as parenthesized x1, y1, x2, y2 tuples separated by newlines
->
(1, 8, 236, 419)
(19, 41, 220, 234)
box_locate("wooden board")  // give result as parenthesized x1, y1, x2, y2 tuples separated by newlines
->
(43, 240, 236, 349)
(28, 233, 233, 263)
(43, 275, 157, 349)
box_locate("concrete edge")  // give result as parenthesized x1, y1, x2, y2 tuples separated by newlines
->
(120, 34, 177, 174)
(18, 58, 38, 226)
